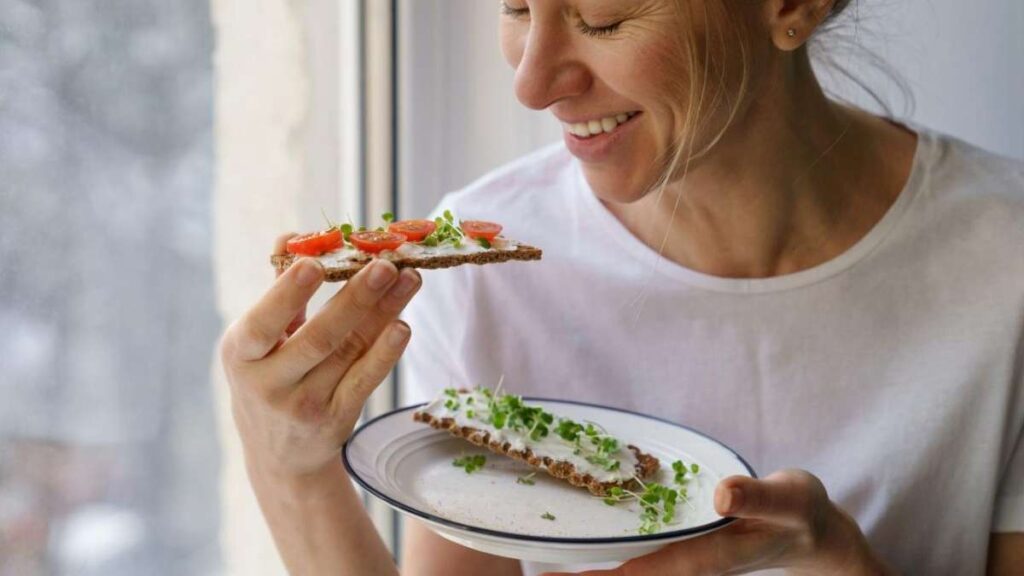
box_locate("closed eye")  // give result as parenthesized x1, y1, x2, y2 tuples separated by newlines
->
(499, 0, 529, 20)
(577, 19, 622, 38)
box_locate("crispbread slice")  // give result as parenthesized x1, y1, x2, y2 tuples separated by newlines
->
(271, 243, 543, 282)
(413, 411, 661, 496)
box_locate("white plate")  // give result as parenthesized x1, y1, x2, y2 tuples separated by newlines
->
(343, 399, 756, 565)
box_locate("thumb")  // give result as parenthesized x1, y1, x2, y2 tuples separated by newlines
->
(714, 470, 827, 524)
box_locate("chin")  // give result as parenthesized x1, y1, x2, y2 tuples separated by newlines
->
(581, 168, 655, 206)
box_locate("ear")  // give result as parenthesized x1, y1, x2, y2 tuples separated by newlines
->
(763, 0, 836, 51)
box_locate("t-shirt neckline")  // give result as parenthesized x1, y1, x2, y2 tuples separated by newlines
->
(576, 128, 933, 294)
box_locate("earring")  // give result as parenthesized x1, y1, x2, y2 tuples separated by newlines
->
(786, 28, 797, 38)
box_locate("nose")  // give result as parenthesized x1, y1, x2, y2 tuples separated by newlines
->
(512, 20, 591, 110)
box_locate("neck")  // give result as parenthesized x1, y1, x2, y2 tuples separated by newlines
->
(608, 55, 917, 279)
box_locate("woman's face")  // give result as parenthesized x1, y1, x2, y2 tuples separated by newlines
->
(499, 0, 761, 203)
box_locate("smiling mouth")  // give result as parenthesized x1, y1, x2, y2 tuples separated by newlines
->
(562, 112, 640, 139)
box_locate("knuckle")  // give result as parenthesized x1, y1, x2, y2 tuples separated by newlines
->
(350, 290, 378, 317)
(346, 359, 390, 396)
(783, 471, 829, 526)
(298, 327, 337, 360)
(323, 331, 372, 371)
(340, 331, 372, 360)
(241, 318, 277, 354)
(287, 389, 331, 425)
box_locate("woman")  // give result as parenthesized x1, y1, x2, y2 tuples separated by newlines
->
(220, 0, 1024, 574)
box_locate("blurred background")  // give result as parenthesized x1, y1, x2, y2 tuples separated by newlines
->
(0, 0, 1020, 574)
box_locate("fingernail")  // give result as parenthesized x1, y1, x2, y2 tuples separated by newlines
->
(390, 270, 421, 299)
(388, 322, 410, 348)
(366, 260, 396, 290)
(725, 488, 744, 515)
(294, 259, 323, 287)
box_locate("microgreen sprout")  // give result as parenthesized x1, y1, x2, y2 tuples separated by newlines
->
(516, 472, 537, 486)
(320, 210, 355, 243)
(601, 460, 701, 534)
(452, 454, 486, 474)
(339, 223, 353, 241)
(422, 209, 465, 247)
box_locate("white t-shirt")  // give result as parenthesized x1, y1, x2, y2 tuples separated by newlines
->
(400, 129, 1024, 575)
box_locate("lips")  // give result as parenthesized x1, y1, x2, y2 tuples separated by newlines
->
(562, 111, 640, 138)
(561, 111, 642, 163)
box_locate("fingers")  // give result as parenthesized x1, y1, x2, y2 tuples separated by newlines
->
(275, 234, 307, 335)
(271, 259, 400, 382)
(274, 233, 298, 259)
(225, 258, 325, 362)
(715, 470, 828, 525)
(300, 268, 421, 400)
(331, 320, 411, 415)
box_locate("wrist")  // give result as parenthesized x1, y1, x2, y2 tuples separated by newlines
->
(245, 450, 351, 505)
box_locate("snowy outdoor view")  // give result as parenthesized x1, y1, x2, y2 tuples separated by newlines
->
(0, 1, 220, 574)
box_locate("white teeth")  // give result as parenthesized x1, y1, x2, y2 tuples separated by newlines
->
(564, 112, 637, 139)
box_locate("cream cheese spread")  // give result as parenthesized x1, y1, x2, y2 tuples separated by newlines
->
(420, 389, 639, 484)
(315, 238, 519, 268)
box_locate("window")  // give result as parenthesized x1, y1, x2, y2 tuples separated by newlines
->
(0, 1, 218, 574)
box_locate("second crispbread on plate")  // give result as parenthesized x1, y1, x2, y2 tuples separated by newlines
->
(413, 410, 660, 496)
(413, 388, 661, 497)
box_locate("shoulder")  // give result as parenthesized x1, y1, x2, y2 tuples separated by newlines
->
(906, 130, 1024, 252)
(920, 130, 1024, 207)
(897, 129, 1024, 291)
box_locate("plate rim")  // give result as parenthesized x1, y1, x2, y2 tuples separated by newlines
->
(342, 397, 758, 546)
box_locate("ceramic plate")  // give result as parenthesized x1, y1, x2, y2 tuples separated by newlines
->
(343, 399, 756, 564)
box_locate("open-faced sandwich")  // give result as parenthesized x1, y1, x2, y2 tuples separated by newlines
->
(271, 211, 542, 281)
(414, 387, 661, 497)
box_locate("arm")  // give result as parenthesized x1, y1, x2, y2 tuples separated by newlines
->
(987, 533, 1024, 576)
(222, 235, 422, 575)
(248, 459, 397, 576)
(401, 519, 523, 576)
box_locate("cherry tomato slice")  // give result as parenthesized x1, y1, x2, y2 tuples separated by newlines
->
(388, 219, 437, 242)
(461, 220, 502, 241)
(349, 231, 407, 254)
(286, 229, 344, 256)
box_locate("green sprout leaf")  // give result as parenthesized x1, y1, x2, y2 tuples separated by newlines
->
(452, 454, 486, 474)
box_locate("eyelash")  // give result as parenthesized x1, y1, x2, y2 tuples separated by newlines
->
(576, 20, 622, 38)
(498, 1, 622, 38)
(499, 1, 529, 19)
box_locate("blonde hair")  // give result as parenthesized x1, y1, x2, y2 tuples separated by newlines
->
(653, 0, 862, 194)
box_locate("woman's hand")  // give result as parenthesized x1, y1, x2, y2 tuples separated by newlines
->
(547, 470, 894, 576)
(221, 234, 422, 480)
